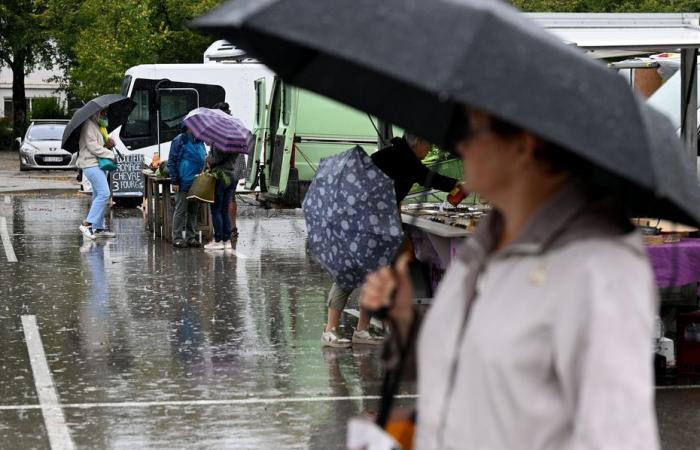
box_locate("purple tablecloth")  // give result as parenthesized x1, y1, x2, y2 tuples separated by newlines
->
(646, 238, 700, 289)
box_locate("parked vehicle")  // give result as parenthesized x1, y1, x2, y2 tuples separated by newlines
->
(102, 41, 275, 201)
(16, 120, 76, 171)
(249, 77, 383, 207)
(115, 63, 274, 165)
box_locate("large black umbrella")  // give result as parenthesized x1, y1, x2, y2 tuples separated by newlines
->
(62, 94, 136, 153)
(192, 0, 700, 226)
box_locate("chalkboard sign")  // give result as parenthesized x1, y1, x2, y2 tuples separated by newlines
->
(111, 154, 145, 196)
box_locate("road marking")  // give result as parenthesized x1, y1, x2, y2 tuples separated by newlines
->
(21, 315, 75, 450)
(0, 394, 418, 411)
(0, 217, 18, 262)
(231, 249, 248, 259)
(3, 195, 10, 204)
(656, 384, 700, 390)
(0, 383, 697, 412)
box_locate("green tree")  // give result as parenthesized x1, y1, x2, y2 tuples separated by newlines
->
(30, 97, 67, 119)
(45, 0, 218, 101)
(510, 0, 700, 12)
(0, 0, 54, 138)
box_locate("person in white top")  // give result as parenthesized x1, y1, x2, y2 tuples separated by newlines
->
(361, 107, 659, 450)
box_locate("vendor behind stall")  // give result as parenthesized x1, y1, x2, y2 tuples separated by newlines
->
(321, 133, 466, 348)
(371, 134, 462, 204)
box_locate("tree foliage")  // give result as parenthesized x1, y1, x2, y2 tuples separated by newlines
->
(44, 0, 218, 101)
(5, 0, 697, 117)
(510, 0, 700, 12)
(0, 0, 54, 137)
(30, 97, 67, 119)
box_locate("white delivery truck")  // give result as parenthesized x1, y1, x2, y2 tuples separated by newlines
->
(103, 41, 274, 204)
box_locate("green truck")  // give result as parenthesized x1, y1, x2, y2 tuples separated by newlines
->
(247, 77, 386, 207)
(247, 76, 464, 207)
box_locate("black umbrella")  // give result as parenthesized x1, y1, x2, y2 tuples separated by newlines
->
(62, 94, 136, 153)
(192, 0, 700, 226)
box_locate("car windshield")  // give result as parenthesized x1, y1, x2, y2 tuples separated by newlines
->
(27, 124, 65, 141)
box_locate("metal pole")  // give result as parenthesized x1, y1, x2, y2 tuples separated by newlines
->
(377, 120, 393, 148)
(680, 48, 698, 177)
(154, 79, 170, 158)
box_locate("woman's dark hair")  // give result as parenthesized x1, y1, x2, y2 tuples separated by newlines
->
(489, 116, 592, 177)
(213, 102, 231, 114)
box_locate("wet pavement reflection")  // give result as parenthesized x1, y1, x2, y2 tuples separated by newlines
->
(0, 194, 412, 449)
(0, 194, 699, 449)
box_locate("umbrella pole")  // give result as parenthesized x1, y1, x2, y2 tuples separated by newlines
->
(681, 48, 698, 176)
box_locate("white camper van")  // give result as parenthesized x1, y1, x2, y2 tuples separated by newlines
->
(105, 41, 274, 202)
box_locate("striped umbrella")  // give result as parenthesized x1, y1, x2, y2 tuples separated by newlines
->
(183, 107, 252, 154)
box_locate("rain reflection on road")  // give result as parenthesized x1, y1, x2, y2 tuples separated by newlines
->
(1, 194, 699, 449)
(0, 194, 414, 449)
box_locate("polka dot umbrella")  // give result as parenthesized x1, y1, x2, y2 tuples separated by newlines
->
(303, 146, 404, 291)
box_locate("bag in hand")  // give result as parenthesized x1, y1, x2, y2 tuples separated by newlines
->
(186, 172, 216, 203)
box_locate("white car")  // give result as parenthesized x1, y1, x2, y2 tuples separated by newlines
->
(16, 120, 77, 171)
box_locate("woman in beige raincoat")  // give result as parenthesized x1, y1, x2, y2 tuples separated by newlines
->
(362, 108, 659, 450)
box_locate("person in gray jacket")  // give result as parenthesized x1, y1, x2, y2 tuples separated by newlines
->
(361, 108, 659, 450)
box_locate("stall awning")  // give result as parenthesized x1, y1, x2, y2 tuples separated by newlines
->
(526, 13, 700, 51)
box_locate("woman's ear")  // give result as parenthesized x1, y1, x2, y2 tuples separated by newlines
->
(517, 133, 539, 162)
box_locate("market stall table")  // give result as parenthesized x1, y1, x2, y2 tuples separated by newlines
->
(402, 213, 471, 296)
(143, 171, 212, 242)
(404, 208, 700, 302)
(646, 238, 700, 293)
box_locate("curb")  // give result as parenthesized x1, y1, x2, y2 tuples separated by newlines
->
(0, 188, 80, 195)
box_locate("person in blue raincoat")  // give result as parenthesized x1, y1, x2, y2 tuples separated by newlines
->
(168, 125, 207, 248)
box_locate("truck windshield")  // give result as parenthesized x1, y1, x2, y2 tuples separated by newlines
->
(122, 89, 151, 138)
(120, 76, 132, 97)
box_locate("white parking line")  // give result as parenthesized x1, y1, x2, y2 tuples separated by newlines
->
(231, 249, 248, 259)
(0, 217, 18, 263)
(21, 315, 75, 450)
(656, 384, 700, 390)
(0, 394, 418, 411)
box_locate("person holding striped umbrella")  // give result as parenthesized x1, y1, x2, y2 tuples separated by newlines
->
(183, 107, 252, 250)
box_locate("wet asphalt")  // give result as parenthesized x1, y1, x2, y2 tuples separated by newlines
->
(0, 193, 699, 449)
(0, 193, 414, 449)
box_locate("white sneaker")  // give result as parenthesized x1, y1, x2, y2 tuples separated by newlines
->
(321, 327, 351, 348)
(222, 240, 233, 250)
(204, 240, 225, 250)
(94, 229, 116, 238)
(352, 329, 385, 346)
(79, 224, 96, 240)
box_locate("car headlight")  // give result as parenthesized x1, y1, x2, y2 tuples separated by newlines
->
(21, 142, 38, 154)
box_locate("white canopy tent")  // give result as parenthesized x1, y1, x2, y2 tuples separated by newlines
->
(528, 13, 700, 171)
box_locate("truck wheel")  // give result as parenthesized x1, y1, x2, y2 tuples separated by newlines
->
(283, 168, 300, 207)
